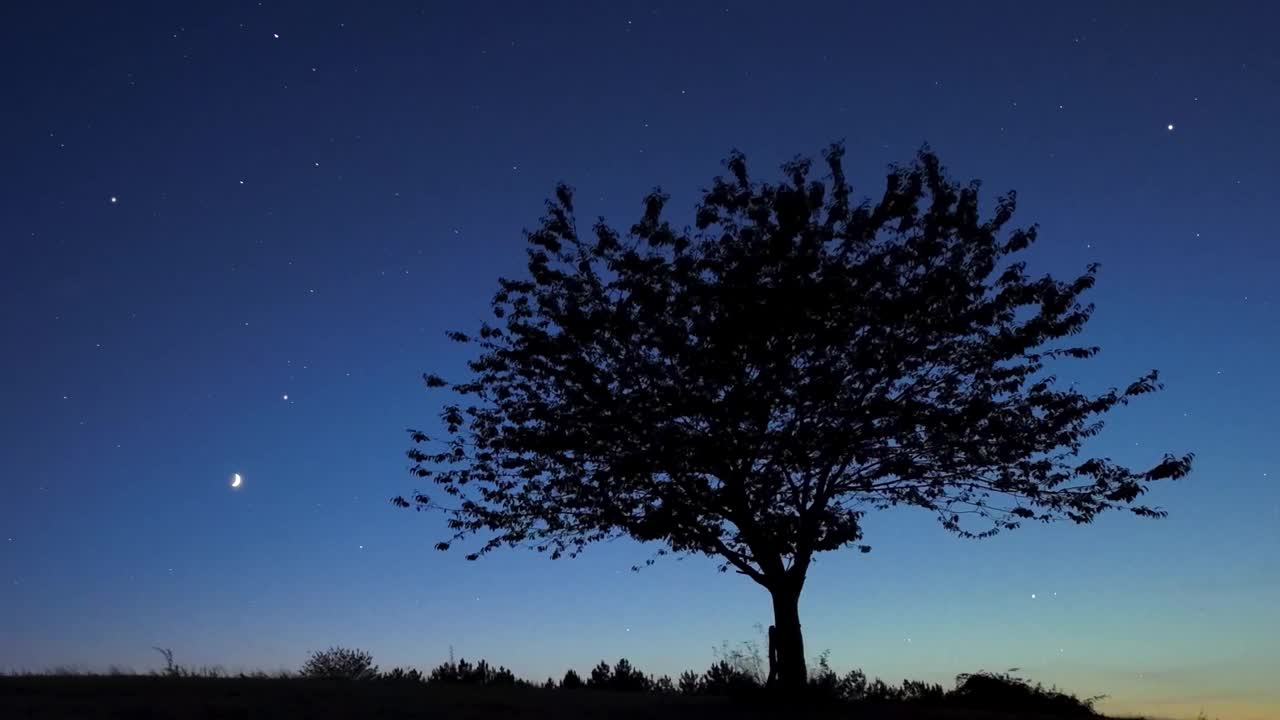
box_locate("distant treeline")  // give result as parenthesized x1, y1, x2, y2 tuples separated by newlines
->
(277, 646, 1102, 716)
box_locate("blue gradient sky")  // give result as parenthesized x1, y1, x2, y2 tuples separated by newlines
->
(1, 2, 1277, 718)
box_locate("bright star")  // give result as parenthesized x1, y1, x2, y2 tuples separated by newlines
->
(1166, 123, 1175, 131)
(109, 196, 118, 203)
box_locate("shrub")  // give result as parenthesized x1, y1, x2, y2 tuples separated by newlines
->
(299, 647, 378, 680)
(950, 670, 1100, 716)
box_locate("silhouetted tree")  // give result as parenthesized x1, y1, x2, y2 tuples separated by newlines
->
(677, 670, 703, 695)
(399, 144, 1194, 691)
(587, 660, 612, 689)
(653, 674, 676, 694)
(701, 659, 760, 696)
(839, 669, 868, 701)
(608, 658, 651, 692)
(560, 668, 583, 689)
(299, 646, 378, 680)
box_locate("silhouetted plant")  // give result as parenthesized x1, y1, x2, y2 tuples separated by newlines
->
(950, 670, 1100, 716)
(677, 669, 702, 695)
(607, 658, 650, 692)
(542, 676, 557, 690)
(713, 637, 766, 687)
(701, 659, 760, 696)
(299, 646, 378, 680)
(807, 651, 842, 701)
(150, 647, 183, 678)
(587, 660, 612, 689)
(838, 668, 868, 701)
(427, 657, 515, 686)
(400, 144, 1194, 691)
(560, 668, 583, 689)
(381, 667, 424, 683)
(427, 658, 466, 684)
(865, 677, 902, 702)
(901, 678, 945, 703)
(652, 674, 676, 694)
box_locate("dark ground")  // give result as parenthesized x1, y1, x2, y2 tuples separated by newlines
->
(0, 676, 1146, 720)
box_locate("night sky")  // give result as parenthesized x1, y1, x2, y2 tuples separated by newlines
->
(2, 2, 1277, 719)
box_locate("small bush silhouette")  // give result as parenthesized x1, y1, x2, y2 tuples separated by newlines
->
(299, 647, 378, 680)
(950, 670, 1101, 716)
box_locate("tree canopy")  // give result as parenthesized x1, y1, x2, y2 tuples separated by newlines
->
(396, 144, 1192, 689)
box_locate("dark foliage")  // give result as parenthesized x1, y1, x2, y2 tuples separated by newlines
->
(901, 678, 947, 703)
(381, 667, 424, 683)
(560, 668, 583, 690)
(427, 658, 516, 687)
(700, 660, 761, 697)
(587, 661, 612, 689)
(950, 670, 1102, 716)
(583, 658, 651, 693)
(399, 144, 1192, 687)
(299, 647, 378, 681)
(677, 670, 702, 695)
(611, 659, 652, 692)
(4, 657, 1110, 718)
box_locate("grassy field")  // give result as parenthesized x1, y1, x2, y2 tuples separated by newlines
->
(0, 674, 1148, 720)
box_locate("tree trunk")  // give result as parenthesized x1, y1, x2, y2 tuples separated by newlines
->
(768, 584, 806, 692)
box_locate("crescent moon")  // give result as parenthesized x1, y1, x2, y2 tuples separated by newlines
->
(231, 473, 242, 488)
